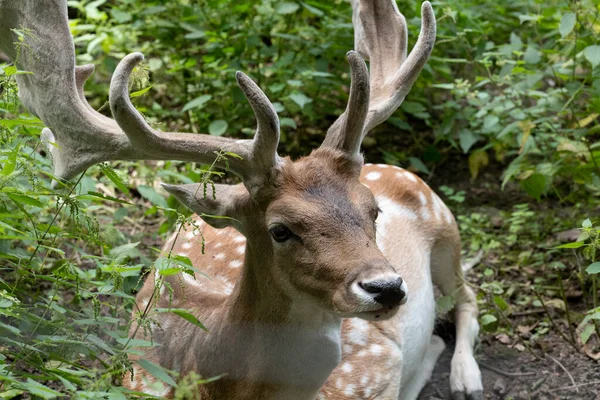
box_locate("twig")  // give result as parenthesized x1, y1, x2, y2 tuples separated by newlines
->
(479, 362, 536, 378)
(551, 380, 600, 392)
(546, 354, 578, 392)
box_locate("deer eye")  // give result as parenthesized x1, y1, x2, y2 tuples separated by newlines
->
(269, 224, 293, 243)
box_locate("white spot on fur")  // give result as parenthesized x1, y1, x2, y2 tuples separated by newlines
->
(336, 378, 344, 389)
(236, 245, 245, 255)
(178, 252, 189, 257)
(376, 163, 389, 168)
(444, 207, 453, 224)
(418, 191, 428, 206)
(344, 384, 356, 396)
(370, 344, 383, 355)
(229, 260, 242, 268)
(365, 171, 382, 181)
(183, 273, 201, 286)
(233, 235, 246, 243)
(216, 230, 225, 236)
(347, 318, 369, 345)
(341, 362, 353, 373)
(214, 253, 226, 260)
(182, 242, 192, 250)
(405, 172, 418, 182)
(214, 242, 223, 248)
(185, 231, 194, 240)
(376, 196, 418, 224)
(421, 207, 430, 221)
(360, 375, 369, 386)
(364, 386, 373, 397)
(223, 281, 234, 295)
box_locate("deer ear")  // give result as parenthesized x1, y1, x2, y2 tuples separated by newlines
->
(161, 183, 251, 229)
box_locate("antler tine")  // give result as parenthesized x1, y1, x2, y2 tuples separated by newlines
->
(322, 0, 436, 152)
(321, 51, 370, 155)
(235, 72, 281, 171)
(110, 53, 279, 180)
(363, 1, 436, 133)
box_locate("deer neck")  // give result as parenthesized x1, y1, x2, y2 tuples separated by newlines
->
(215, 233, 343, 399)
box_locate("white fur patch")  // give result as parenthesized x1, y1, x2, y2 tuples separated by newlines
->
(405, 172, 418, 182)
(233, 235, 246, 243)
(236, 245, 245, 255)
(370, 344, 383, 355)
(185, 231, 195, 240)
(365, 171, 382, 181)
(214, 253, 226, 260)
(347, 318, 369, 345)
(341, 362, 353, 373)
(182, 242, 192, 250)
(229, 260, 242, 268)
(344, 384, 356, 396)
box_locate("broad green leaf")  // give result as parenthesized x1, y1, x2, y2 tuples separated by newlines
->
(6, 194, 43, 208)
(586, 262, 600, 275)
(182, 94, 212, 112)
(289, 92, 312, 109)
(138, 185, 169, 208)
(523, 45, 541, 64)
(138, 358, 178, 387)
(436, 295, 455, 314)
(20, 379, 61, 399)
(583, 45, 600, 68)
(580, 324, 595, 344)
(408, 157, 430, 174)
(275, 2, 300, 14)
(280, 117, 297, 129)
(459, 130, 477, 153)
(208, 120, 228, 136)
(582, 218, 592, 228)
(559, 13, 576, 38)
(493, 295, 509, 311)
(3, 65, 17, 76)
(110, 9, 132, 23)
(480, 314, 497, 326)
(109, 242, 140, 262)
(0, 390, 24, 399)
(520, 173, 548, 200)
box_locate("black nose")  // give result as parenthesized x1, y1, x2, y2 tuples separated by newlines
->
(359, 277, 406, 308)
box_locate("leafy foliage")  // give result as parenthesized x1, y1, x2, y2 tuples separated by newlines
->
(1, 0, 599, 397)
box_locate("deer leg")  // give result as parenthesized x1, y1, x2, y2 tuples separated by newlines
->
(398, 334, 445, 400)
(430, 239, 483, 400)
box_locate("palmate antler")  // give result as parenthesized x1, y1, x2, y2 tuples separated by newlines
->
(0, 0, 435, 187)
(0, 0, 280, 185)
(322, 0, 436, 154)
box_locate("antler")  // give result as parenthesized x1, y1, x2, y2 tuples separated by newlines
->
(322, 0, 436, 153)
(0, 0, 280, 184)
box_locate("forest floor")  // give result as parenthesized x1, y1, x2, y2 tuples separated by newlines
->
(416, 155, 600, 400)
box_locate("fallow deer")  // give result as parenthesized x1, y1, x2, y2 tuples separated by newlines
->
(0, 0, 483, 398)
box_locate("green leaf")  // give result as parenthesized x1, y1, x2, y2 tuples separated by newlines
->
(156, 308, 209, 332)
(559, 13, 576, 38)
(586, 262, 600, 275)
(459, 130, 477, 153)
(20, 378, 61, 399)
(582, 218, 592, 228)
(301, 2, 323, 16)
(182, 94, 212, 112)
(275, 2, 300, 14)
(580, 323, 595, 344)
(554, 241, 585, 249)
(110, 9, 132, 23)
(480, 314, 497, 326)
(289, 92, 312, 109)
(137, 358, 178, 388)
(101, 165, 130, 196)
(138, 185, 168, 208)
(523, 45, 541, 64)
(109, 242, 140, 262)
(208, 120, 228, 136)
(6, 194, 43, 208)
(436, 295, 455, 314)
(408, 157, 430, 174)
(3, 65, 17, 76)
(520, 173, 548, 200)
(130, 84, 154, 98)
(280, 117, 297, 129)
(493, 296, 509, 311)
(583, 45, 600, 68)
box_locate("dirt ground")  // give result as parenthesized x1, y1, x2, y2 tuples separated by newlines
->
(420, 331, 600, 400)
